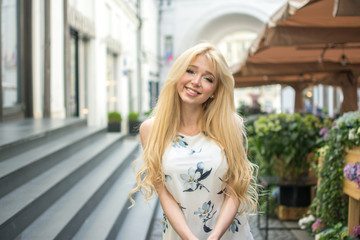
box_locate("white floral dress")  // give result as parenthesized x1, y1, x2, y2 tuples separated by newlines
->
(162, 132, 253, 240)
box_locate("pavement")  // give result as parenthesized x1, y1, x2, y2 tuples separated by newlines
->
(148, 205, 314, 240)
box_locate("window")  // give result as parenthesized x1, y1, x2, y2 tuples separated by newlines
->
(164, 35, 173, 64)
(107, 52, 118, 111)
(2, 0, 19, 108)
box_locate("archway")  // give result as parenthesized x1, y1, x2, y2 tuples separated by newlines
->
(177, 3, 268, 54)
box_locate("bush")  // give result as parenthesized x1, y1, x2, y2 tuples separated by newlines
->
(249, 113, 323, 179)
(128, 111, 139, 121)
(108, 111, 122, 123)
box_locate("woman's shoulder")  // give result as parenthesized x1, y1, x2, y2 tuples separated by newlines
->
(139, 117, 154, 146)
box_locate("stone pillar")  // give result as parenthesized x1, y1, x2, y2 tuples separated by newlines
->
(339, 71, 359, 115)
(290, 83, 307, 113)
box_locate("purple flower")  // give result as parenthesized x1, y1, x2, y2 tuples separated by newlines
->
(353, 225, 360, 237)
(312, 218, 324, 233)
(319, 127, 328, 140)
(344, 162, 360, 188)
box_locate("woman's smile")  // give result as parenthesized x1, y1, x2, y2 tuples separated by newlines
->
(177, 54, 217, 106)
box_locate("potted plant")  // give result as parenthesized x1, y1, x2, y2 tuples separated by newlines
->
(108, 111, 122, 132)
(128, 111, 140, 135)
(249, 113, 325, 214)
(251, 113, 323, 180)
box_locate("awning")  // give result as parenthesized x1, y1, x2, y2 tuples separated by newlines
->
(233, 0, 360, 113)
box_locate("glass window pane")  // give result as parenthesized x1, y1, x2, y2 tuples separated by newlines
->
(2, 0, 19, 107)
(107, 53, 117, 112)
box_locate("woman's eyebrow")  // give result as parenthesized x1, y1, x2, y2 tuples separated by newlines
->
(188, 65, 215, 78)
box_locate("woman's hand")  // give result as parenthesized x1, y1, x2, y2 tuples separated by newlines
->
(207, 188, 240, 240)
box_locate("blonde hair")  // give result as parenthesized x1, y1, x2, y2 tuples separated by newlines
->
(129, 42, 258, 215)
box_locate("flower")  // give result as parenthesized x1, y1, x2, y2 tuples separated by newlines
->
(298, 214, 315, 229)
(229, 217, 241, 233)
(194, 201, 217, 233)
(194, 201, 213, 219)
(180, 167, 201, 190)
(344, 162, 360, 188)
(312, 218, 324, 233)
(353, 225, 360, 237)
(162, 214, 168, 233)
(349, 128, 356, 140)
(173, 135, 188, 148)
(319, 127, 328, 140)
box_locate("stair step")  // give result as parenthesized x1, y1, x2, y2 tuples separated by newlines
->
(0, 133, 123, 240)
(115, 191, 159, 240)
(0, 126, 104, 198)
(73, 148, 140, 240)
(147, 201, 163, 240)
(0, 118, 86, 161)
(15, 140, 139, 240)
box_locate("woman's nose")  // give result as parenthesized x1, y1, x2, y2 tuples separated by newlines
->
(191, 73, 201, 85)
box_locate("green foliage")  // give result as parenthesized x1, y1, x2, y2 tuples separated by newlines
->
(248, 113, 323, 179)
(316, 222, 356, 240)
(108, 111, 122, 123)
(310, 111, 360, 230)
(237, 104, 263, 117)
(128, 111, 139, 121)
(144, 109, 153, 116)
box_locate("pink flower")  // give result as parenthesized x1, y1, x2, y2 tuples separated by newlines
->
(353, 225, 360, 237)
(312, 218, 324, 233)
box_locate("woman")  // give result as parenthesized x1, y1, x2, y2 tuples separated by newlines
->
(129, 42, 257, 240)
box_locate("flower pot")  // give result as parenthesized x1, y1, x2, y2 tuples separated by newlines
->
(277, 205, 308, 221)
(279, 185, 312, 207)
(128, 120, 140, 135)
(108, 122, 121, 132)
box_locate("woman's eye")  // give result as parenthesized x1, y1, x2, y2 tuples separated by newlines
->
(204, 77, 213, 83)
(186, 69, 195, 74)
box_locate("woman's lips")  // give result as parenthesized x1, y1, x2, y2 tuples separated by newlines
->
(185, 87, 200, 96)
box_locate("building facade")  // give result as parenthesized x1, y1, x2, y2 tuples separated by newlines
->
(0, 0, 159, 130)
(158, 0, 351, 115)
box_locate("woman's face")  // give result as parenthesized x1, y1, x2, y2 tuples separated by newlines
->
(177, 54, 217, 107)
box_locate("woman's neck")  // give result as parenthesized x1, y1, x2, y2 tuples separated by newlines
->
(179, 104, 202, 136)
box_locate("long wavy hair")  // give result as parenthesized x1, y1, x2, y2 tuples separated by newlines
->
(129, 42, 258, 215)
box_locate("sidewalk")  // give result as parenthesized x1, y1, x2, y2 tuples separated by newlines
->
(148, 204, 313, 240)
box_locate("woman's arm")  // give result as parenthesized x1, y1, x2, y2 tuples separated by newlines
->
(156, 183, 199, 240)
(207, 189, 240, 240)
(139, 120, 198, 240)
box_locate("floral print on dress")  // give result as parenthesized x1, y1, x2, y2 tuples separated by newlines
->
(180, 162, 212, 192)
(165, 174, 172, 182)
(173, 135, 188, 148)
(173, 135, 202, 155)
(177, 202, 186, 212)
(229, 216, 242, 233)
(189, 148, 202, 155)
(162, 213, 169, 233)
(194, 201, 217, 233)
(217, 177, 226, 194)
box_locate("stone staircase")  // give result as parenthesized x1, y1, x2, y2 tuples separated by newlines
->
(0, 119, 159, 240)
